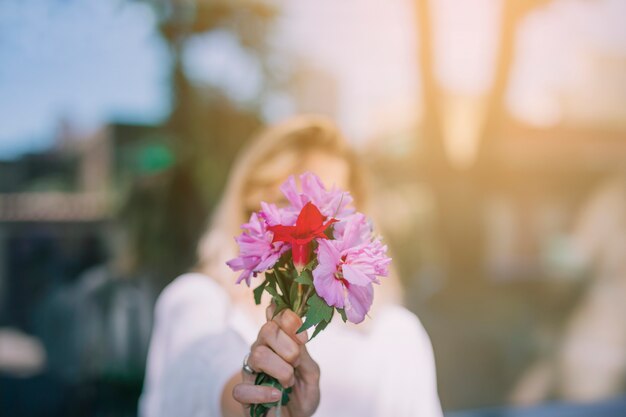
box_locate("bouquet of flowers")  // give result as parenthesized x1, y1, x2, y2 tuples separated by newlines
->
(227, 172, 391, 417)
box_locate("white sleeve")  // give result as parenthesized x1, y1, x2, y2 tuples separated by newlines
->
(157, 330, 248, 417)
(372, 306, 444, 417)
(140, 273, 244, 417)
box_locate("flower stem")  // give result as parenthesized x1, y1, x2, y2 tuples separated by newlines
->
(295, 285, 313, 317)
(274, 270, 290, 302)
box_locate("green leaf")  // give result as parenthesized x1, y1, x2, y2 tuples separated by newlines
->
(251, 402, 271, 417)
(282, 386, 292, 404)
(264, 271, 276, 287)
(337, 308, 348, 323)
(253, 280, 268, 305)
(272, 302, 289, 318)
(294, 270, 313, 286)
(265, 284, 287, 307)
(278, 250, 292, 267)
(255, 372, 266, 385)
(304, 258, 317, 271)
(252, 373, 292, 412)
(289, 281, 300, 308)
(310, 309, 333, 340)
(273, 270, 290, 303)
(297, 294, 333, 334)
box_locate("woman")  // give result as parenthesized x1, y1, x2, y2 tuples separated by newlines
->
(139, 115, 443, 417)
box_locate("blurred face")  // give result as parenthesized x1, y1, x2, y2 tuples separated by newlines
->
(243, 150, 351, 217)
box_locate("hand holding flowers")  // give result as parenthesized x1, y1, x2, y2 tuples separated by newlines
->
(232, 304, 320, 417)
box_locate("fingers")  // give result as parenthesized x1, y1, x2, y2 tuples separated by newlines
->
(271, 308, 309, 345)
(277, 309, 307, 343)
(257, 320, 302, 366)
(295, 344, 320, 385)
(232, 383, 281, 407)
(248, 345, 295, 387)
(266, 302, 276, 321)
(241, 358, 256, 385)
(252, 307, 312, 388)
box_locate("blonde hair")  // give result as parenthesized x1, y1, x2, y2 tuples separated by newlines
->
(196, 115, 401, 307)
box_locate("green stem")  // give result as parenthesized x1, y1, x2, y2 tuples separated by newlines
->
(273, 270, 290, 303)
(295, 285, 313, 317)
(292, 283, 303, 314)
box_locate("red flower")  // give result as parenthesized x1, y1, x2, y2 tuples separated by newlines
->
(268, 202, 338, 272)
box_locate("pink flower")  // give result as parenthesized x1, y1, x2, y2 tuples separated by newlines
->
(226, 212, 288, 286)
(258, 201, 298, 227)
(280, 173, 354, 220)
(332, 212, 372, 249)
(312, 214, 391, 323)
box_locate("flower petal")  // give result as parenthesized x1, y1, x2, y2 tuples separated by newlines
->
(268, 224, 295, 243)
(300, 172, 326, 205)
(235, 269, 254, 286)
(227, 212, 284, 284)
(335, 213, 370, 249)
(313, 240, 345, 308)
(292, 242, 311, 270)
(295, 201, 325, 236)
(255, 244, 288, 271)
(260, 202, 297, 226)
(342, 263, 374, 286)
(279, 175, 304, 209)
(313, 264, 345, 308)
(345, 283, 373, 324)
(316, 239, 342, 267)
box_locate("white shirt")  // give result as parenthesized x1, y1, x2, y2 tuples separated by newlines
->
(140, 273, 443, 417)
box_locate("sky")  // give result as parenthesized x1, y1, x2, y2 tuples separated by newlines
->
(0, 0, 170, 158)
(0, 0, 625, 159)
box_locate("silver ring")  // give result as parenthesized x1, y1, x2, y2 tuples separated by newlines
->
(242, 353, 256, 375)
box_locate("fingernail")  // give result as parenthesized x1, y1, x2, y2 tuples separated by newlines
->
(271, 390, 281, 400)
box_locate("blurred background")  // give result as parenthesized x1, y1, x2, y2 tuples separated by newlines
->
(1, 0, 625, 416)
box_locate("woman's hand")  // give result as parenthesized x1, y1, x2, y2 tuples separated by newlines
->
(232, 305, 320, 417)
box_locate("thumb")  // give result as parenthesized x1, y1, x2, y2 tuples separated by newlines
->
(266, 301, 276, 321)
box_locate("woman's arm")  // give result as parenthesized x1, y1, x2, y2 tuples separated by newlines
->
(221, 374, 243, 417)
(140, 274, 239, 417)
(153, 330, 249, 417)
